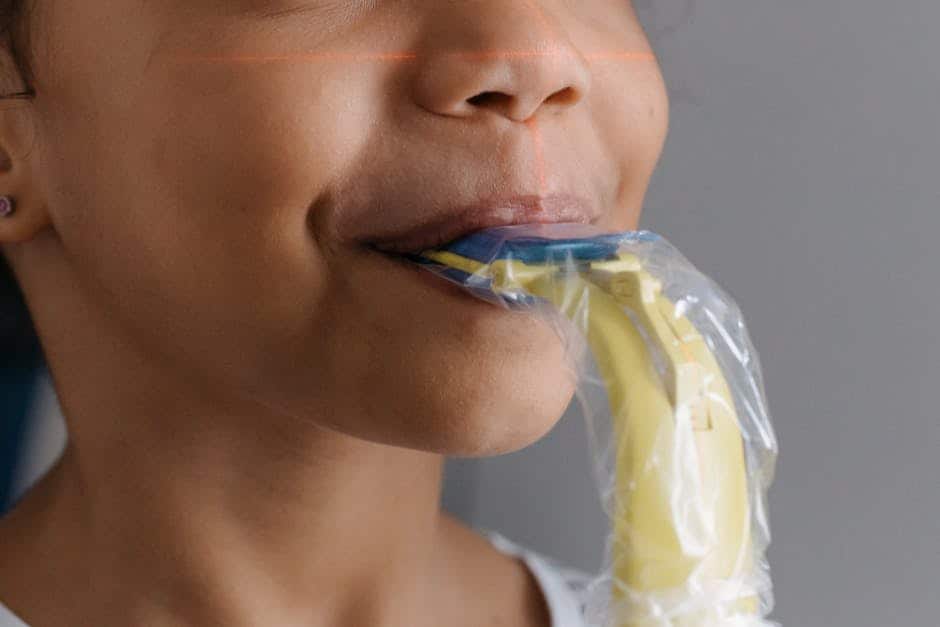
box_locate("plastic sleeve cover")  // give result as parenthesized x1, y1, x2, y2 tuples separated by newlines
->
(407, 223, 779, 627)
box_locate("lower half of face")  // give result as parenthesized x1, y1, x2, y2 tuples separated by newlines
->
(63, 219, 583, 458)
(34, 0, 667, 457)
(294, 244, 583, 457)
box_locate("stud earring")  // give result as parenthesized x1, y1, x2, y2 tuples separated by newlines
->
(0, 196, 14, 217)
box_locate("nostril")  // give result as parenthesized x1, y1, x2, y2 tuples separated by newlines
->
(467, 91, 513, 108)
(545, 86, 579, 106)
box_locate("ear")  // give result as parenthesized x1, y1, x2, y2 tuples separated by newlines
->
(0, 102, 50, 247)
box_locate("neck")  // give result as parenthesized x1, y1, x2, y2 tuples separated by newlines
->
(1, 350, 453, 627)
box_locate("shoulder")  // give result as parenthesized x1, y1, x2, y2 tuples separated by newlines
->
(476, 527, 592, 627)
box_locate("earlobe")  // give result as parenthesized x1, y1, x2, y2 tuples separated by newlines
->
(0, 173, 51, 247)
(0, 188, 51, 244)
(0, 112, 52, 244)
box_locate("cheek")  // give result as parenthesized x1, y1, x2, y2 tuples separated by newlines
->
(39, 52, 388, 390)
(590, 57, 670, 228)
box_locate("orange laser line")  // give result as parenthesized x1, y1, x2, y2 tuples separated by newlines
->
(167, 51, 420, 65)
(525, 117, 548, 198)
(164, 0, 657, 218)
(168, 49, 655, 66)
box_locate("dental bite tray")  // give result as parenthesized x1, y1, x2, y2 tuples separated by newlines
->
(406, 222, 778, 627)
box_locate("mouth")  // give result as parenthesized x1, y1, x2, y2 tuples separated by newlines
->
(364, 193, 601, 256)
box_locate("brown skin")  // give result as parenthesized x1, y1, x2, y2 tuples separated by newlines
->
(0, 1, 668, 626)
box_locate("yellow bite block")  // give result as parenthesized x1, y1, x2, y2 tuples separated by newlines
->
(421, 249, 757, 625)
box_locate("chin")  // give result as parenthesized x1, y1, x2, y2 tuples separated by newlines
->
(410, 349, 580, 458)
(407, 308, 581, 457)
(449, 387, 577, 458)
(305, 291, 581, 457)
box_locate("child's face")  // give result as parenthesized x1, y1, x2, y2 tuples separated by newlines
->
(26, 0, 668, 455)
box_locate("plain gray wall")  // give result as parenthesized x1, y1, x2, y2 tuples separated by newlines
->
(444, 2, 940, 626)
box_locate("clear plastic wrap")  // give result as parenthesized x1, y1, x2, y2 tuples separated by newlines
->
(405, 222, 778, 626)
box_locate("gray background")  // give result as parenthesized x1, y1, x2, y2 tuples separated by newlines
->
(12, 2, 939, 626)
(445, 1, 940, 625)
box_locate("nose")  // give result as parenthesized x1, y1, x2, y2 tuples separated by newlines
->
(411, 2, 592, 123)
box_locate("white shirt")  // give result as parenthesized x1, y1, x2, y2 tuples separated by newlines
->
(0, 529, 588, 627)
(480, 528, 589, 627)
(0, 602, 25, 627)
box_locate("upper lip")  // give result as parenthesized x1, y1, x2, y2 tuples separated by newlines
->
(366, 193, 601, 255)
